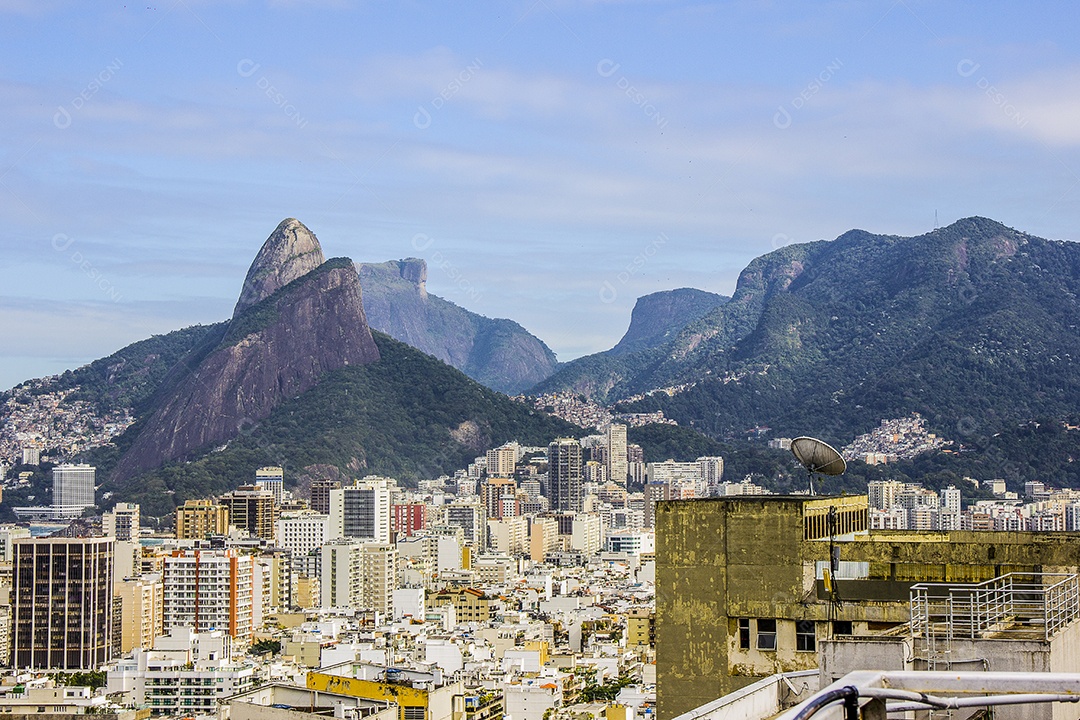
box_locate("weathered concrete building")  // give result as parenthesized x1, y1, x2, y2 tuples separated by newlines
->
(656, 495, 1080, 718)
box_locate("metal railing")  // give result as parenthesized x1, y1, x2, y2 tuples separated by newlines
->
(910, 572, 1080, 647)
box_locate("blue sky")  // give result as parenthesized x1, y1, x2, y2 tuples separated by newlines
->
(2, 1, 1079, 390)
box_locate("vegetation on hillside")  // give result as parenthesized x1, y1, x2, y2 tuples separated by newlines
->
(98, 332, 580, 517)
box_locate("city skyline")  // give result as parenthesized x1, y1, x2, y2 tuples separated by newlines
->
(3, 2, 1080, 390)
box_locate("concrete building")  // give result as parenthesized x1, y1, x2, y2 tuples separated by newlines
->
(103, 502, 140, 541)
(487, 443, 519, 478)
(393, 503, 427, 537)
(307, 662, 465, 720)
(428, 587, 493, 623)
(528, 516, 560, 562)
(51, 463, 96, 518)
(277, 511, 329, 556)
(0, 524, 30, 562)
(310, 478, 341, 515)
(12, 536, 114, 669)
(226, 683, 397, 720)
(255, 465, 285, 505)
(445, 501, 485, 548)
(222, 485, 279, 540)
(329, 477, 392, 543)
(115, 575, 164, 654)
(162, 548, 254, 641)
(656, 494, 1080, 718)
(175, 498, 229, 540)
(570, 514, 603, 556)
(604, 531, 654, 555)
(606, 423, 628, 486)
(488, 516, 528, 556)
(548, 439, 583, 513)
(320, 539, 396, 615)
(107, 627, 256, 717)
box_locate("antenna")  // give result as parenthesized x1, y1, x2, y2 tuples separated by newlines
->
(789, 436, 846, 496)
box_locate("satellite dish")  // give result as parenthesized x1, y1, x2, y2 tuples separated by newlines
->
(790, 436, 846, 495)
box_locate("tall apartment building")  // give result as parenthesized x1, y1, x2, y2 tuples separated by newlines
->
(329, 477, 392, 543)
(867, 479, 905, 510)
(444, 501, 486, 548)
(486, 443, 519, 478)
(481, 477, 517, 519)
(0, 524, 30, 561)
(175, 499, 230, 540)
(392, 503, 427, 537)
(698, 456, 724, 495)
(52, 463, 96, 518)
(104, 502, 140, 541)
(319, 539, 396, 616)
(254, 466, 285, 505)
(606, 423, 628, 485)
(222, 485, 279, 540)
(163, 549, 254, 641)
(115, 575, 164, 654)
(276, 512, 329, 556)
(643, 482, 671, 529)
(310, 479, 341, 515)
(547, 438, 583, 512)
(12, 536, 114, 669)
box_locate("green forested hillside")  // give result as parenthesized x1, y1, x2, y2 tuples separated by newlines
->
(98, 332, 580, 516)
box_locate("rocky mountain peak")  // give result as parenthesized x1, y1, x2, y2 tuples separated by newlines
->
(610, 288, 730, 357)
(233, 218, 326, 316)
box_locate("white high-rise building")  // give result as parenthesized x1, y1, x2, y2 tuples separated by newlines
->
(103, 503, 141, 542)
(328, 477, 392, 543)
(52, 464, 96, 518)
(867, 479, 905, 510)
(162, 549, 254, 641)
(276, 512, 329, 556)
(607, 424, 628, 485)
(940, 485, 962, 514)
(255, 466, 284, 505)
(698, 456, 725, 495)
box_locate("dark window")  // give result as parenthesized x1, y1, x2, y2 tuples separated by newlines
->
(738, 618, 750, 649)
(796, 620, 816, 652)
(756, 619, 777, 650)
(833, 620, 853, 636)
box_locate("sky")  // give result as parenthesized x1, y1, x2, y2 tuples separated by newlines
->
(1, 1, 1079, 391)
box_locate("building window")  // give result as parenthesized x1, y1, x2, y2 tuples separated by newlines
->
(738, 618, 751, 649)
(756, 619, 777, 651)
(833, 620, 853, 636)
(796, 620, 816, 652)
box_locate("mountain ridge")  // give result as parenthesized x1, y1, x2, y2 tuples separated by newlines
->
(357, 258, 559, 394)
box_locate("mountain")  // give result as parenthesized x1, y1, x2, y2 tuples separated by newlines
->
(234, 218, 326, 315)
(532, 288, 729, 400)
(610, 288, 730, 356)
(356, 258, 559, 394)
(590, 217, 1080, 445)
(55, 218, 581, 513)
(101, 330, 579, 516)
(109, 221, 382, 483)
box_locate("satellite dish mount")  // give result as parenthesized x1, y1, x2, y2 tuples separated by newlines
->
(789, 436, 847, 496)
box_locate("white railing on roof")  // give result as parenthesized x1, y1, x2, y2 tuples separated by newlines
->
(910, 572, 1080, 645)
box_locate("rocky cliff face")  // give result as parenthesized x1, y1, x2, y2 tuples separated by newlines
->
(356, 258, 559, 394)
(111, 224, 379, 482)
(609, 288, 729, 356)
(233, 218, 326, 316)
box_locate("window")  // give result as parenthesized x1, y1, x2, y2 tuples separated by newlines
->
(833, 620, 853, 636)
(796, 621, 816, 652)
(738, 618, 751, 649)
(756, 619, 776, 650)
